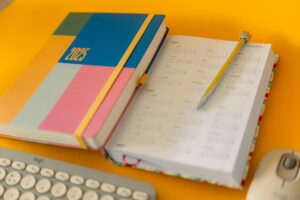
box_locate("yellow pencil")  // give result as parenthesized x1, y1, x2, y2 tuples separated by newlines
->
(197, 31, 251, 110)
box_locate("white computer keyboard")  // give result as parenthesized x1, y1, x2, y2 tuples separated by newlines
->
(0, 148, 156, 200)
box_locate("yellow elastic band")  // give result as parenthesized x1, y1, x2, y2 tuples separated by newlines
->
(74, 14, 155, 149)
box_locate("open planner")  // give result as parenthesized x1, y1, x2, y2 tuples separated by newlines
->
(0, 13, 277, 188)
(105, 36, 277, 188)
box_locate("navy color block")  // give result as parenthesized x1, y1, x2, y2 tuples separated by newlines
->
(59, 13, 148, 66)
(125, 15, 165, 68)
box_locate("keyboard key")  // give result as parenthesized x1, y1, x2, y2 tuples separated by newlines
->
(26, 165, 40, 174)
(85, 179, 100, 189)
(0, 167, 6, 181)
(117, 187, 132, 198)
(11, 161, 26, 170)
(20, 175, 36, 190)
(100, 194, 115, 200)
(0, 158, 11, 167)
(101, 183, 116, 193)
(51, 182, 67, 198)
(67, 186, 83, 200)
(82, 191, 98, 200)
(0, 185, 4, 197)
(5, 171, 21, 186)
(55, 171, 69, 181)
(37, 196, 50, 200)
(40, 168, 54, 178)
(19, 192, 35, 200)
(70, 175, 84, 185)
(36, 179, 51, 194)
(133, 191, 149, 200)
(3, 188, 20, 200)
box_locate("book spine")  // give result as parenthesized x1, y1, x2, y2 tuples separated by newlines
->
(138, 28, 169, 86)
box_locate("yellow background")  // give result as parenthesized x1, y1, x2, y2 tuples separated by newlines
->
(1, 0, 300, 199)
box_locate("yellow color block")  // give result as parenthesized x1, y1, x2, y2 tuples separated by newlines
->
(0, 35, 75, 124)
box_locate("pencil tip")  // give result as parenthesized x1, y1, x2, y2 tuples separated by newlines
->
(197, 96, 207, 110)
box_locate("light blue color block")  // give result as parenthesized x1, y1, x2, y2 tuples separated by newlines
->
(12, 63, 82, 129)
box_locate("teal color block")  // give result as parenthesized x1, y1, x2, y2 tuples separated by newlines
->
(54, 13, 92, 36)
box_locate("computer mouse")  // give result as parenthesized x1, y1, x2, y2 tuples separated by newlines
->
(247, 148, 300, 200)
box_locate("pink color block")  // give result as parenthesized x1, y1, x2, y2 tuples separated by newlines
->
(39, 66, 114, 134)
(83, 68, 135, 137)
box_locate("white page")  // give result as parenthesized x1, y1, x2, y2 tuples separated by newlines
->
(108, 36, 271, 171)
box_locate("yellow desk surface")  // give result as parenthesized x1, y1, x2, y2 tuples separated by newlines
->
(1, 0, 300, 199)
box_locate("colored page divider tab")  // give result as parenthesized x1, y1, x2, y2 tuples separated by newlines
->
(0, 35, 75, 124)
(74, 14, 155, 149)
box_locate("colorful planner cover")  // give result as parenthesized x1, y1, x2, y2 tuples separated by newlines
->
(0, 13, 165, 149)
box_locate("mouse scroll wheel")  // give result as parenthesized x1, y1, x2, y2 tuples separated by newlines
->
(283, 156, 297, 170)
